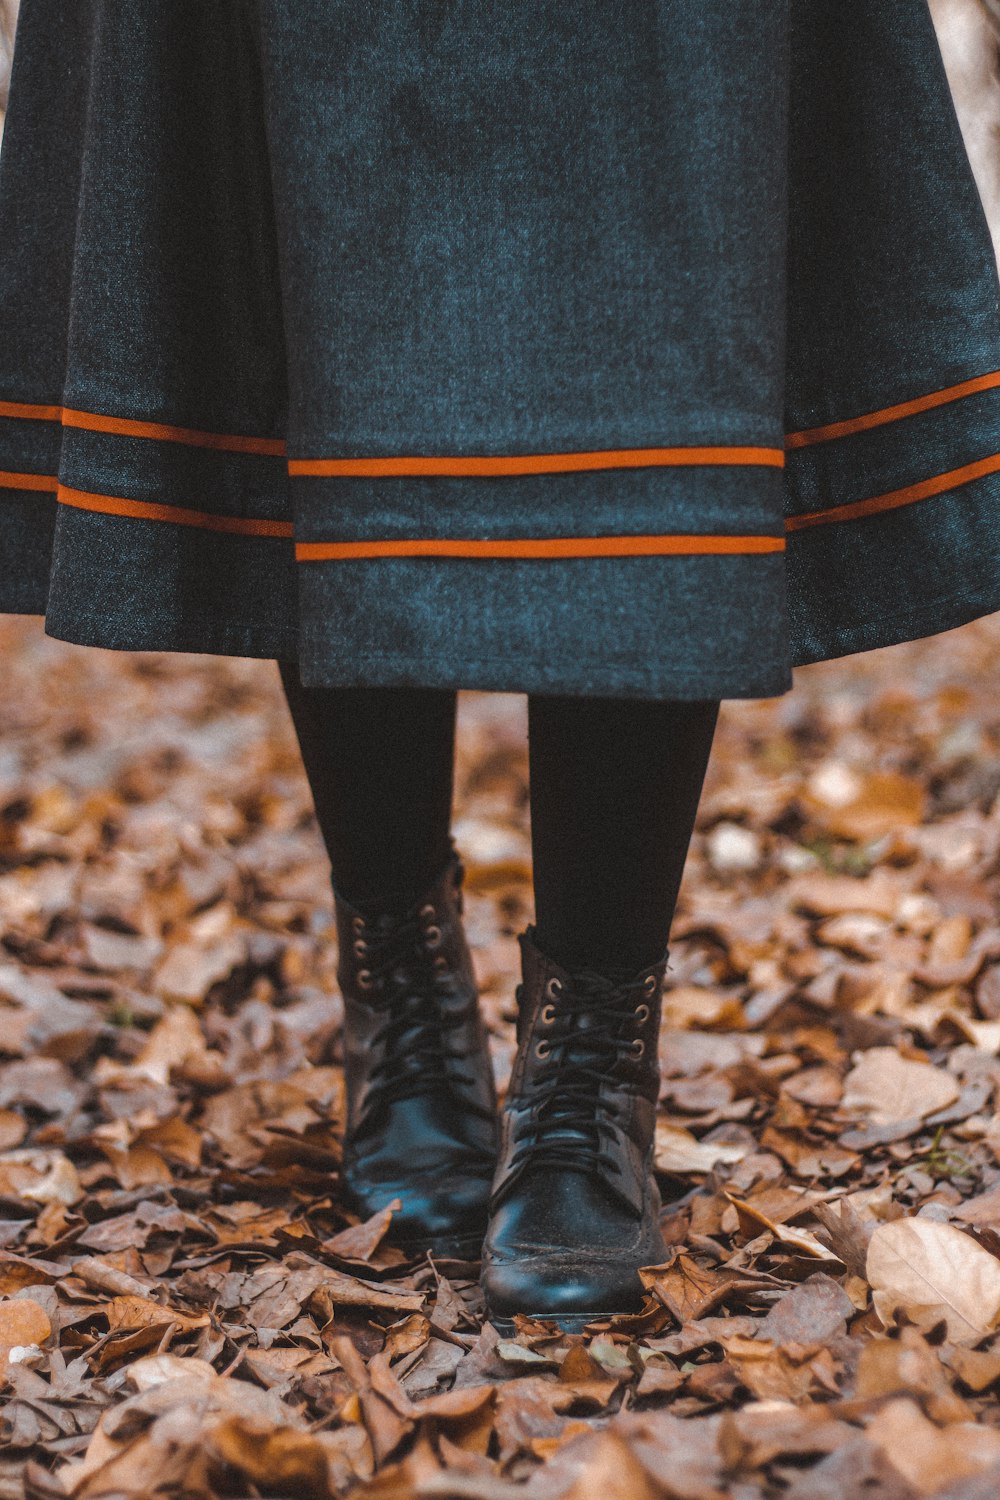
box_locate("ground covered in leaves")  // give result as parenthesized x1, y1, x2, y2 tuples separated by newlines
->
(3, 617, 1000, 1498)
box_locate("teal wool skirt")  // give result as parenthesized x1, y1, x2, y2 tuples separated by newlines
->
(0, 0, 999, 699)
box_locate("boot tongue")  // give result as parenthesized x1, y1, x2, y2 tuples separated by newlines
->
(574, 960, 644, 987)
(531, 981, 629, 1148)
(362, 904, 413, 935)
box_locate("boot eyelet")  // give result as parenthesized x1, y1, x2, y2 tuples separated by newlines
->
(545, 977, 563, 1001)
(433, 955, 449, 974)
(420, 903, 437, 921)
(423, 924, 442, 949)
(353, 939, 369, 959)
(643, 974, 657, 996)
(634, 1003, 650, 1025)
(629, 1038, 645, 1059)
(535, 1040, 551, 1060)
(352, 915, 366, 935)
(540, 1003, 557, 1025)
(357, 969, 374, 990)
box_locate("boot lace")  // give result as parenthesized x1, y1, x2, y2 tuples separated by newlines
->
(507, 968, 653, 1181)
(352, 910, 492, 1128)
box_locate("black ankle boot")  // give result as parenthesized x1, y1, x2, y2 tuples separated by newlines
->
(482, 928, 668, 1330)
(335, 851, 498, 1257)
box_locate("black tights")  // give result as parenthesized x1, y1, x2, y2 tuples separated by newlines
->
(279, 666, 718, 975)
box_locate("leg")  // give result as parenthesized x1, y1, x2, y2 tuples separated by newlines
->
(528, 693, 720, 973)
(484, 693, 721, 1329)
(278, 665, 497, 1253)
(278, 663, 457, 911)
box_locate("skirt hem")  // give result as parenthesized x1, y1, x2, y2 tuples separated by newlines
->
(39, 612, 300, 665)
(789, 574, 1000, 671)
(8, 567, 996, 699)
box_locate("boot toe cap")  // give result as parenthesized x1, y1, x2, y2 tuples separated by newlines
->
(482, 1245, 648, 1328)
(341, 1163, 492, 1255)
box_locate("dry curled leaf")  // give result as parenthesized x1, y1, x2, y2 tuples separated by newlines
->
(807, 769, 926, 841)
(654, 1123, 748, 1175)
(866, 1397, 1000, 1494)
(126, 1354, 218, 1392)
(0, 1296, 51, 1377)
(321, 1200, 401, 1261)
(0, 1148, 82, 1206)
(208, 1418, 334, 1500)
(728, 1195, 843, 1263)
(841, 1048, 960, 1127)
(867, 1217, 1000, 1344)
(104, 1295, 210, 1335)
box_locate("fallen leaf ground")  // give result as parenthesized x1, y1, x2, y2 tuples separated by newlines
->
(3, 615, 1000, 1498)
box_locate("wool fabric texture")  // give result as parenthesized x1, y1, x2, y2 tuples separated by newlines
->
(1, 0, 999, 699)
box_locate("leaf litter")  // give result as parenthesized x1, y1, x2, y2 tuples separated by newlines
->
(3, 618, 1000, 1494)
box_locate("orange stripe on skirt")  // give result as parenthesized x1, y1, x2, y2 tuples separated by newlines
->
(61, 408, 287, 456)
(786, 370, 1000, 449)
(0, 400, 63, 424)
(0, 399, 286, 456)
(288, 446, 786, 477)
(295, 534, 786, 561)
(786, 451, 1000, 531)
(57, 484, 294, 537)
(6, 369, 1000, 464)
(0, 469, 59, 492)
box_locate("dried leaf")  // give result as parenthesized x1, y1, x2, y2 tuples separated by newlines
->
(857, 1327, 972, 1423)
(555, 1429, 660, 1500)
(0, 1297, 51, 1378)
(944, 1345, 1000, 1393)
(322, 1200, 401, 1261)
(126, 1354, 217, 1391)
(728, 1195, 843, 1262)
(654, 1124, 748, 1174)
(810, 770, 926, 841)
(866, 1397, 1000, 1494)
(758, 1274, 855, 1347)
(842, 1048, 960, 1126)
(208, 1417, 333, 1500)
(867, 1217, 1000, 1344)
(103, 1296, 210, 1335)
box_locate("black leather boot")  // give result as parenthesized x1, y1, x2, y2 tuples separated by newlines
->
(336, 850, 498, 1258)
(482, 928, 668, 1330)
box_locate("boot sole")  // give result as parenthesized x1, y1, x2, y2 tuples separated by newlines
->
(393, 1233, 483, 1262)
(488, 1310, 619, 1335)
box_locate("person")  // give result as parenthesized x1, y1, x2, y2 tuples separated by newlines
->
(0, 1, 999, 1331)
